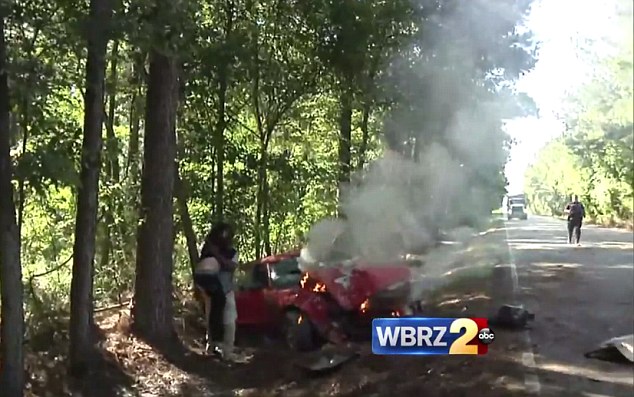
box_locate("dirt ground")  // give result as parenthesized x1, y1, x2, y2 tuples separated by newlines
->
(23, 223, 562, 397)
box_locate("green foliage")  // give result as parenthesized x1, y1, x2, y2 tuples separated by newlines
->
(3, 0, 538, 323)
(526, 4, 633, 226)
(525, 138, 586, 215)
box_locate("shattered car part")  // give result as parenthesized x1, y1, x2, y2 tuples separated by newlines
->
(488, 304, 535, 329)
(293, 264, 412, 343)
(585, 334, 634, 363)
(294, 344, 359, 373)
(295, 351, 359, 373)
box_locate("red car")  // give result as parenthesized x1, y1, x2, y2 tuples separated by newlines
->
(235, 250, 416, 351)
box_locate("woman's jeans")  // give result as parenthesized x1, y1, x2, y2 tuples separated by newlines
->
(567, 218, 582, 244)
(223, 291, 237, 354)
(194, 272, 226, 346)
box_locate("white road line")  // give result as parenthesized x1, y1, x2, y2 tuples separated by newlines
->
(503, 220, 542, 395)
(525, 373, 542, 394)
(522, 352, 536, 368)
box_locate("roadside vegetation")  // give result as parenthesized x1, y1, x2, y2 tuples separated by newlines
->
(525, 0, 633, 229)
(0, 0, 556, 395)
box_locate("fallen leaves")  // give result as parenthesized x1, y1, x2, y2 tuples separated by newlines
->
(21, 227, 513, 397)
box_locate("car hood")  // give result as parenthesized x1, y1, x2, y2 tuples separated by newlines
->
(304, 263, 412, 311)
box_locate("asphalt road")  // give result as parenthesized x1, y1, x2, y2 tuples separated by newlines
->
(505, 215, 634, 397)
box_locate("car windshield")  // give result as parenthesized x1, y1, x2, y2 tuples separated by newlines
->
(270, 257, 302, 289)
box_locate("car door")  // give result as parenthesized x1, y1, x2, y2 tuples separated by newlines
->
(235, 263, 274, 327)
(266, 258, 302, 320)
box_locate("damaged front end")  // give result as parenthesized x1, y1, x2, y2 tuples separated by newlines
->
(290, 265, 414, 349)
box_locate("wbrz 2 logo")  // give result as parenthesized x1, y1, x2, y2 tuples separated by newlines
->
(372, 317, 493, 355)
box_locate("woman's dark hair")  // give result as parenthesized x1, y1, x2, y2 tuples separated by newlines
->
(205, 221, 234, 247)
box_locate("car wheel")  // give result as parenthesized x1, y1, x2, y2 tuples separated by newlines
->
(284, 310, 317, 352)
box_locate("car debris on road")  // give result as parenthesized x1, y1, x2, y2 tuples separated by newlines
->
(585, 334, 634, 364)
(488, 304, 535, 329)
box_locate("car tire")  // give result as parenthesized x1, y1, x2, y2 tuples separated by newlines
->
(284, 310, 317, 352)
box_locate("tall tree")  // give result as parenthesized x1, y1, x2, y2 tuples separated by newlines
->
(247, 0, 320, 257)
(0, 6, 25, 397)
(526, 0, 633, 224)
(299, 0, 416, 193)
(69, 0, 113, 373)
(131, 4, 180, 343)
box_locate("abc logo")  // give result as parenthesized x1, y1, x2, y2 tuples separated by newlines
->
(478, 328, 495, 345)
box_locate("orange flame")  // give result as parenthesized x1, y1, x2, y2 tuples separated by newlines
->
(297, 314, 303, 324)
(360, 298, 370, 314)
(300, 273, 309, 288)
(301, 273, 326, 293)
(312, 282, 326, 293)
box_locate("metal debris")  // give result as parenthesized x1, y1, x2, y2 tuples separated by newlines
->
(294, 348, 359, 373)
(488, 304, 535, 329)
(585, 334, 634, 363)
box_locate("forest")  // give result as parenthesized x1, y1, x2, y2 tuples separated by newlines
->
(0, 0, 543, 395)
(525, 0, 633, 227)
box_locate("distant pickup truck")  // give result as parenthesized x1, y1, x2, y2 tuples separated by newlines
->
(507, 203, 528, 220)
(506, 194, 528, 220)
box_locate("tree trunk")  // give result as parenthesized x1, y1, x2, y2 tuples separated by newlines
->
(213, 0, 235, 221)
(69, 0, 112, 375)
(213, 64, 227, 221)
(105, 40, 120, 180)
(262, 178, 271, 256)
(0, 12, 25, 397)
(127, 93, 142, 183)
(99, 39, 119, 274)
(175, 157, 199, 275)
(127, 54, 144, 185)
(338, 86, 353, 196)
(131, 48, 179, 345)
(16, 27, 43, 245)
(175, 131, 203, 308)
(357, 101, 371, 171)
(412, 136, 421, 161)
(124, 53, 144, 266)
(254, 144, 269, 259)
(16, 97, 28, 245)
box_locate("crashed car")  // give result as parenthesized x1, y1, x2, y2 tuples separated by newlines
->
(235, 250, 416, 351)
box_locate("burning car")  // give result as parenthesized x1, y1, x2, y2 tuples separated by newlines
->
(234, 250, 417, 351)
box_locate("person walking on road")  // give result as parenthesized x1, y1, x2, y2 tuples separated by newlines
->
(564, 195, 585, 245)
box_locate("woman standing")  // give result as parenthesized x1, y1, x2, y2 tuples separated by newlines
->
(195, 222, 248, 362)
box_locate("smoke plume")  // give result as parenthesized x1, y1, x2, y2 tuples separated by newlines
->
(300, 0, 535, 272)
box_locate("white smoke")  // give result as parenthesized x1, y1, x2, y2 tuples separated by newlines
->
(300, 0, 534, 273)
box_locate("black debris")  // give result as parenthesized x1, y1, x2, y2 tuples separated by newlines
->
(488, 304, 535, 329)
